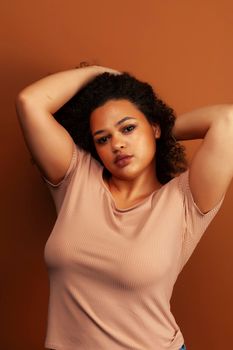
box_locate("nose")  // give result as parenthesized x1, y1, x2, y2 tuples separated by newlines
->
(111, 133, 126, 150)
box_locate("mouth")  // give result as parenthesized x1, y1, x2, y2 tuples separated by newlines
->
(114, 153, 133, 163)
(114, 155, 134, 167)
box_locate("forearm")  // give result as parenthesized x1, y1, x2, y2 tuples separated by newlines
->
(172, 104, 233, 141)
(16, 65, 107, 114)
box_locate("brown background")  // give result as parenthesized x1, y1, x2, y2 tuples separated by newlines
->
(1, 0, 232, 349)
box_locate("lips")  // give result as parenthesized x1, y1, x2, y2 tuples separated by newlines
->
(114, 154, 133, 163)
(114, 155, 134, 168)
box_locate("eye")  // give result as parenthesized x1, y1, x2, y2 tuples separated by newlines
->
(96, 136, 109, 145)
(95, 124, 136, 145)
(123, 124, 136, 133)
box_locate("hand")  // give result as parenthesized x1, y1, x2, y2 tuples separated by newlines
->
(94, 64, 122, 75)
(76, 61, 121, 75)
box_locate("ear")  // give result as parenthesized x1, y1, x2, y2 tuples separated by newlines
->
(152, 123, 161, 139)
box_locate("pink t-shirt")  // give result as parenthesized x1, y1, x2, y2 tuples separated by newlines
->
(42, 142, 225, 350)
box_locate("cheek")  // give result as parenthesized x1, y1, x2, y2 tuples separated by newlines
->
(136, 139, 156, 166)
(95, 147, 110, 165)
(137, 132, 156, 152)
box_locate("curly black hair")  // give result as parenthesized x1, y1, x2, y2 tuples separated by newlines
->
(53, 69, 188, 184)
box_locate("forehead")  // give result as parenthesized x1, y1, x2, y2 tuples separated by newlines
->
(90, 99, 147, 126)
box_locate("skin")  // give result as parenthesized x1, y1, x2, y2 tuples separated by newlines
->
(90, 99, 162, 206)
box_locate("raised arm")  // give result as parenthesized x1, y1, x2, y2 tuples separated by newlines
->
(15, 64, 120, 185)
(173, 104, 233, 213)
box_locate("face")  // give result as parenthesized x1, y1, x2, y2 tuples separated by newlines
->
(90, 99, 161, 180)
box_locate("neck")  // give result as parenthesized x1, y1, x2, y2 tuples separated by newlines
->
(106, 172, 162, 202)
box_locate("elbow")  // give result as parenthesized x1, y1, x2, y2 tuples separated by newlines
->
(15, 90, 36, 118)
(220, 107, 233, 131)
(15, 89, 38, 113)
(15, 89, 31, 105)
(228, 105, 233, 120)
(15, 92, 27, 116)
(221, 105, 233, 125)
(216, 104, 233, 124)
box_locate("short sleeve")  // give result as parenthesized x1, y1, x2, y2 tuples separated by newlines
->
(40, 143, 83, 214)
(178, 168, 225, 270)
(41, 141, 78, 188)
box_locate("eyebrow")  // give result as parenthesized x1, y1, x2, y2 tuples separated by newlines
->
(93, 117, 137, 137)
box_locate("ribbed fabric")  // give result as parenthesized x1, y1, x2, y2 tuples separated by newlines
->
(42, 142, 225, 350)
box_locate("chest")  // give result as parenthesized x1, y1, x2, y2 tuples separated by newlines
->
(45, 199, 184, 290)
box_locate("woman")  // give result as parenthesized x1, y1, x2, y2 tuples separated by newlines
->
(15, 63, 233, 350)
